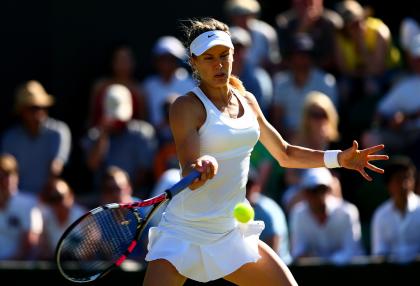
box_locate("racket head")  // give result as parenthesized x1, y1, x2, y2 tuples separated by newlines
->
(55, 204, 145, 283)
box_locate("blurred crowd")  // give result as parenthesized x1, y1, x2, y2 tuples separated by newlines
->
(1, 0, 420, 266)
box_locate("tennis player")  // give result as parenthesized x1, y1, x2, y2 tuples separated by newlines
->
(143, 17, 388, 286)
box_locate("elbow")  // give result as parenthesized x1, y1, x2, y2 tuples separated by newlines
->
(276, 143, 294, 168)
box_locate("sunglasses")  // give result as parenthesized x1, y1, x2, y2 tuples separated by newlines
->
(27, 105, 48, 112)
(308, 109, 328, 119)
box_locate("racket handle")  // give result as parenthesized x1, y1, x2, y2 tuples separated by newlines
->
(167, 169, 201, 197)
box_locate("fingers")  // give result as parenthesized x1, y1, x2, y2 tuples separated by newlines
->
(366, 162, 385, 174)
(359, 169, 372, 181)
(191, 156, 218, 187)
(363, 144, 385, 154)
(367, 154, 389, 161)
(352, 140, 359, 151)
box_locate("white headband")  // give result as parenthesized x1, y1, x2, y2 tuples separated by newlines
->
(190, 30, 234, 56)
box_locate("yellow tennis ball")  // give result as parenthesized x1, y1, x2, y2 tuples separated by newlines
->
(233, 203, 254, 223)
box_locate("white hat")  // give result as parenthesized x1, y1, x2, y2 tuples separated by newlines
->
(230, 26, 252, 47)
(400, 17, 420, 51)
(104, 84, 133, 121)
(408, 33, 420, 58)
(153, 36, 186, 60)
(190, 30, 234, 56)
(301, 167, 333, 189)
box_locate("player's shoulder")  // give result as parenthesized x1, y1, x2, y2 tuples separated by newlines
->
(170, 91, 205, 124)
(172, 91, 202, 110)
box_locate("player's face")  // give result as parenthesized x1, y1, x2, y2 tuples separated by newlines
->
(192, 45, 233, 88)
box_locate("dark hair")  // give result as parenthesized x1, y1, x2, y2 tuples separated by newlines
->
(383, 156, 417, 185)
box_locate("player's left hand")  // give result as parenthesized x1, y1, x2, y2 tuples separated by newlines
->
(338, 140, 389, 181)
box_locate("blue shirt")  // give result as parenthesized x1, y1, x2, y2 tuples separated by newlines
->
(1, 118, 71, 194)
(254, 194, 292, 264)
(82, 120, 157, 190)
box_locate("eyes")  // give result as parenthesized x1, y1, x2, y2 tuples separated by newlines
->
(202, 53, 233, 63)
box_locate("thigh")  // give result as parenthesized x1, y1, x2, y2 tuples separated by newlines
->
(224, 240, 298, 286)
(143, 259, 187, 286)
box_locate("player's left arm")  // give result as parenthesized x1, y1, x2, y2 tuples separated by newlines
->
(243, 92, 388, 180)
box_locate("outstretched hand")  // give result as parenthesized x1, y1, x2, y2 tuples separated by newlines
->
(338, 140, 389, 181)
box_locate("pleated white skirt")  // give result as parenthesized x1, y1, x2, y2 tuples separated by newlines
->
(145, 220, 265, 282)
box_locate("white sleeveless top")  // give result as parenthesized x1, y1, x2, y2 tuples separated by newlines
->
(159, 86, 259, 241)
(146, 86, 263, 282)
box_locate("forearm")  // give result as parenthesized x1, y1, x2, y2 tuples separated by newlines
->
(86, 135, 108, 170)
(259, 120, 326, 169)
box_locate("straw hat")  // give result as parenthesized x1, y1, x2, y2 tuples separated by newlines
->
(15, 80, 54, 111)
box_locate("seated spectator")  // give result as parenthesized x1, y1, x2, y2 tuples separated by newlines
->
(371, 156, 420, 263)
(0, 153, 43, 260)
(224, 0, 281, 72)
(275, 0, 343, 71)
(230, 25, 273, 116)
(282, 92, 342, 212)
(334, 0, 401, 102)
(246, 168, 292, 265)
(88, 43, 147, 127)
(362, 34, 420, 166)
(293, 91, 340, 150)
(271, 33, 338, 140)
(38, 177, 86, 260)
(99, 166, 147, 259)
(289, 167, 364, 265)
(0, 80, 71, 194)
(82, 84, 157, 197)
(142, 36, 195, 127)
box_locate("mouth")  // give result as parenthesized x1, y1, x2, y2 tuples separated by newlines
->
(214, 72, 227, 79)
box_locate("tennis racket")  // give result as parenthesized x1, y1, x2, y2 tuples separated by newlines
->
(55, 169, 200, 283)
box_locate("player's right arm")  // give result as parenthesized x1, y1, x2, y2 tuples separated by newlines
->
(169, 92, 218, 190)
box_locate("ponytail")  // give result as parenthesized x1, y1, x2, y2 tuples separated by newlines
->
(229, 75, 246, 96)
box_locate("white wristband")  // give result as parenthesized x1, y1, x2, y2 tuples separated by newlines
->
(324, 150, 341, 168)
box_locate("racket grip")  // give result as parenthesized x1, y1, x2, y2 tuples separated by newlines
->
(167, 169, 201, 197)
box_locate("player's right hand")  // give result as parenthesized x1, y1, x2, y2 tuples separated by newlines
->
(189, 155, 218, 190)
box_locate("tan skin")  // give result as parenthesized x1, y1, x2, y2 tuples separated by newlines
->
(143, 44, 388, 286)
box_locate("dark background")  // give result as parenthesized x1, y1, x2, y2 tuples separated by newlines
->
(0, 0, 419, 193)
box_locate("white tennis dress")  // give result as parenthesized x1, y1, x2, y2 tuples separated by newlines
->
(145, 86, 264, 282)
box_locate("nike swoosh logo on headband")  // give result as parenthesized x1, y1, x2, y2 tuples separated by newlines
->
(207, 34, 215, 38)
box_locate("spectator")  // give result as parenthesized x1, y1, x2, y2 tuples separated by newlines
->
(142, 35, 195, 127)
(289, 167, 364, 264)
(371, 156, 420, 263)
(276, 0, 343, 71)
(362, 33, 420, 166)
(82, 84, 157, 197)
(281, 91, 342, 212)
(88, 43, 147, 127)
(246, 168, 292, 265)
(224, 0, 281, 72)
(0, 80, 71, 194)
(230, 25, 273, 116)
(293, 91, 340, 149)
(334, 0, 401, 107)
(38, 177, 86, 260)
(270, 33, 338, 140)
(99, 166, 147, 259)
(0, 153, 43, 260)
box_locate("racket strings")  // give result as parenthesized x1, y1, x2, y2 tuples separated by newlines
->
(57, 207, 140, 280)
